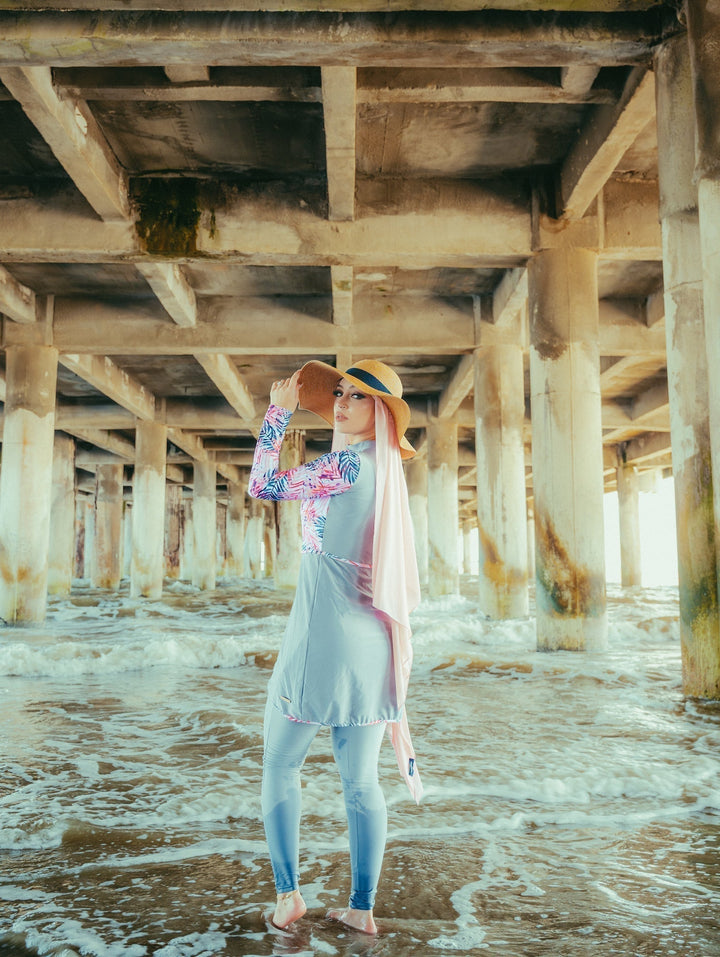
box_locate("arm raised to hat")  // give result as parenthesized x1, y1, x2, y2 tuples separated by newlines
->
(270, 369, 301, 413)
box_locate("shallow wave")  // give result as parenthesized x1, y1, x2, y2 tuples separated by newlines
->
(0, 630, 286, 679)
(3, 583, 680, 680)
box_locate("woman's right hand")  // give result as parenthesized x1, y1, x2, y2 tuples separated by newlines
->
(270, 369, 301, 412)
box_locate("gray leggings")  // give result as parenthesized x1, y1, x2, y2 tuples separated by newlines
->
(262, 703, 387, 910)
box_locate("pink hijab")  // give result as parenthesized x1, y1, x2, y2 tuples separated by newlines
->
(372, 398, 423, 804)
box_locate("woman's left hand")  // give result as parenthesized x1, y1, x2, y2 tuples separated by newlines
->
(270, 369, 301, 413)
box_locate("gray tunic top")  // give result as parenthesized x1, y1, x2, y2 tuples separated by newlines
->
(248, 406, 400, 727)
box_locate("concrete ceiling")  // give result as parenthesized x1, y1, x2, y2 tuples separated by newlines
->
(0, 1, 681, 509)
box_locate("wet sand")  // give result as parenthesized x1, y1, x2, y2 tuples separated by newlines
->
(1, 579, 718, 956)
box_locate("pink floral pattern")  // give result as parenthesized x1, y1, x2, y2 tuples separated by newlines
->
(249, 404, 360, 553)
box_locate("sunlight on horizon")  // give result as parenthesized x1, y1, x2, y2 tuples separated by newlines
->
(603, 476, 678, 587)
(461, 476, 679, 587)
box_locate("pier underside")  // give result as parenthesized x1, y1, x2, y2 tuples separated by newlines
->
(0, 1, 719, 691)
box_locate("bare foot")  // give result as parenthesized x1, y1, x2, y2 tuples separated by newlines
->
(271, 889, 307, 929)
(326, 907, 378, 935)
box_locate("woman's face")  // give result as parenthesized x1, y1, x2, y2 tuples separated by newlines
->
(333, 378, 376, 443)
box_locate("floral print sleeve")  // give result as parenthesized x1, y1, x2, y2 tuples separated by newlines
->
(249, 404, 360, 502)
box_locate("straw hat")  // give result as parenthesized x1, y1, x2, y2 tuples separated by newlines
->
(299, 358, 416, 460)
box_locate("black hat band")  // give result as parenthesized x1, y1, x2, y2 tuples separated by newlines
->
(345, 367, 393, 396)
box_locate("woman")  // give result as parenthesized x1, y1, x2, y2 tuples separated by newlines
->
(248, 358, 423, 935)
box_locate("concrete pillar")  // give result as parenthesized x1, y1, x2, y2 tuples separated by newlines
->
(180, 497, 193, 580)
(406, 455, 429, 587)
(685, 1, 720, 182)
(698, 178, 720, 565)
(427, 417, 459, 596)
(526, 508, 535, 580)
(216, 502, 227, 578)
(688, 1, 720, 666)
(462, 519, 475, 575)
(193, 460, 216, 591)
(84, 497, 95, 582)
(93, 464, 124, 589)
(226, 480, 246, 577)
(245, 498, 264, 579)
(73, 494, 86, 580)
(165, 483, 183, 579)
(123, 503, 132, 578)
(474, 343, 529, 618)
(616, 459, 642, 588)
(131, 420, 167, 599)
(275, 430, 303, 588)
(528, 244, 607, 650)
(264, 506, 276, 578)
(47, 433, 76, 596)
(656, 33, 720, 696)
(0, 344, 58, 623)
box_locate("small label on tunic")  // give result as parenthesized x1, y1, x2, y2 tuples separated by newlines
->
(408, 758, 415, 777)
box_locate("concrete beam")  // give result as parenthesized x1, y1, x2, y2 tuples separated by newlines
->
(598, 300, 666, 356)
(49, 400, 228, 433)
(630, 380, 669, 424)
(601, 180, 663, 262)
(66, 427, 135, 459)
(437, 353, 475, 420)
(194, 354, 255, 422)
(55, 404, 135, 429)
(0, 66, 129, 222)
(622, 431, 673, 464)
(55, 64, 616, 106)
(166, 425, 241, 486)
(76, 449, 126, 466)
(166, 399, 303, 432)
(359, 66, 615, 104)
(168, 451, 254, 467)
(2, 395, 430, 435)
(0, 11, 661, 69)
(0, 2, 668, 12)
(44, 294, 666, 357)
(0, 178, 661, 265)
(165, 463, 187, 485)
(59, 67, 322, 102)
(137, 263, 197, 327)
(215, 462, 243, 486)
(331, 265, 354, 327)
(560, 64, 601, 95)
(71, 260, 229, 434)
(166, 427, 208, 463)
(206, 178, 532, 267)
(601, 399, 670, 435)
(0, 181, 530, 266)
(164, 64, 210, 84)
(59, 353, 156, 421)
(645, 289, 665, 326)
(600, 355, 646, 390)
(322, 66, 357, 222)
(492, 266, 528, 325)
(48, 295, 475, 354)
(559, 66, 656, 220)
(0, 265, 36, 324)
(166, 397, 440, 433)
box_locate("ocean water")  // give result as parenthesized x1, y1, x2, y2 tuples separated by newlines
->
(1, 578, 718, 957)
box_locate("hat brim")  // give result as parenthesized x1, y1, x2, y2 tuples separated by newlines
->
(299, 360, 416, 460)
